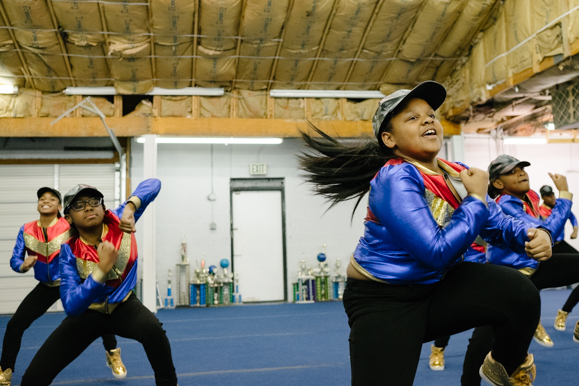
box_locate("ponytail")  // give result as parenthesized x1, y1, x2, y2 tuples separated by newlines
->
(298, 123, 397, 215)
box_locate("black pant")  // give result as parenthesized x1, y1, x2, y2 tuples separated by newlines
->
(552, 242, 579, 312)
(434, 335, 451, 348)
(0, 283, 117, 373)
(21, 294, 177, 386)
(343, 262, 540, 385)
(462, 253, 579, 385)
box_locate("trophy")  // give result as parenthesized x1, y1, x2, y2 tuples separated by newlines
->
(165, 269, 175, 308)
(332, 258, 346, 300)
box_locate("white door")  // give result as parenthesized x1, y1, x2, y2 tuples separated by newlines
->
(232, 190, 285, 302)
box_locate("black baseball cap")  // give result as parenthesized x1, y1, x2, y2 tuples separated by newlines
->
(63, 184, 104, 214)
(540, 185, 554, 197)
(488, 155, 531, 181)
(372, 81, 447, 141)
(37, 187, 62, 203)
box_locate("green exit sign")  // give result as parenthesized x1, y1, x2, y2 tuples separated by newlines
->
(249, 163, 267, 175)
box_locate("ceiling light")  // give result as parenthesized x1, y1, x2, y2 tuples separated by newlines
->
(136, 137, 283, 145)
(63, 87, 224, 96)
(545, 122, 555, 131)
(0, 85, 18, 94)
(503, 136, 547, 145)
(270, 89, 386, 99)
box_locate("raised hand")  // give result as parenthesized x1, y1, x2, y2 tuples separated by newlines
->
(459, 168, 489, 199)
(548, 172, 569, 192)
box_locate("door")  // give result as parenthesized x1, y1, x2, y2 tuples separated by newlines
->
(232, 190, 285, 302)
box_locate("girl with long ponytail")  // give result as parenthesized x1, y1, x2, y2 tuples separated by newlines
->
(299, 81, 553, 386)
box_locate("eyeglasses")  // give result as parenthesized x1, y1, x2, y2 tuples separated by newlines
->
(69, 197, 103, 212)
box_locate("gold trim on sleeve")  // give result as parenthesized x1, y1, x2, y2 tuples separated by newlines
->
(127, 196, 142, 210)
(559, 191, 573, 200)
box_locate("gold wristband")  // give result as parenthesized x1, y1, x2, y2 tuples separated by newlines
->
(127, 196, 142, 210)
(559, 191, 573, 200)
(468, 193, 488, 207)
(92, 266, 107, 284)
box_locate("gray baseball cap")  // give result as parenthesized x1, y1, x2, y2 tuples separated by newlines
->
(63, 184, 104, 214)
(488, 154, 531, 181)
(372, 81, 447, 141)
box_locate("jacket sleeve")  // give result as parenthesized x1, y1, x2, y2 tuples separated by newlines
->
(59, 244, 110, 317)
(570, 211, 578, 228)
(110, 178, 161, 223)
(479, 200, 531, 253)
(499, 196, 572, 237)
(10, 226, 26, 273)
(369, 164, 489, 271)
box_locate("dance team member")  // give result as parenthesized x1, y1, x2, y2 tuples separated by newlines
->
(461, 156, 574, 385)
(20, 179, 178, 386)
(300, 81, 553, 385)
(0, 187, 126, 386)
(539, 184, 579, 331)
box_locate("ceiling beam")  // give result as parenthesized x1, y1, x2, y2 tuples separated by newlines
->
(340, 0, 386, 90)
(46, 0, 76, 87)
(304, 0, 339, 90)
(231, 0, 248, 90)
(266, 0, 295, 92)
(192, 0, 200, 87)
(377, 0, 427, 87)
(0, 2, 33, 87)
(147, 0, 156, 88)
(0, 117, 373, 138)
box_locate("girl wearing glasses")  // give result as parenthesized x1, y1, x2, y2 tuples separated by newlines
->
(1, 188, 127, 386)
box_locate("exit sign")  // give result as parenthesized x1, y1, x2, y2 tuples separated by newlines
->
(249, 163, 267, 175)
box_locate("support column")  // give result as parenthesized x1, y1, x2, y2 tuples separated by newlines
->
(450, 133, 465, 163)
(142, 135, 158, 312)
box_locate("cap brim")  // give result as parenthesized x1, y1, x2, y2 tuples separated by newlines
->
(402, 81, 447, 113)
(37, 187, 61, 202)
(500, 161, 531, 174)
(377, 81, 446, 135)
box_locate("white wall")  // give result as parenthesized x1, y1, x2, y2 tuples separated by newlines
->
(463, 136, 579, 251)
(131, 139, 366, 301)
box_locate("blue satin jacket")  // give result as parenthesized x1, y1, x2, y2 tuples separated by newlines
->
(59, 178, 161, 317)
(353, 161, 534, 284)
(487, 193, 571, 269)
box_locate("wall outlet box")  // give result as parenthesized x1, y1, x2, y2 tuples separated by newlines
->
(210, 222, 217, 230)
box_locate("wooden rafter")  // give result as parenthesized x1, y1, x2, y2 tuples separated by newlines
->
(147, 0, 156, 88)
(46, 0, 76, 87)
(304, 0, 339, 90)
(97, 2, 113, 85)
(266, 0, 295, 92)
(340, 0, 386, 90)
(231, 0, 248, 90)
(192, 0, 200, 87)
(377, 0, 428, 87)
(0, 2, 33, 87)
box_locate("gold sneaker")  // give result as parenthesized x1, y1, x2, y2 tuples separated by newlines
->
(429, 345, 445, 371)
(479, 352, 535, 385)
(106, 348, 127, 379)
(533, 321, 554, 347)
(554, 310, 568, 331)
(573, 321, 579, 343)
(0, 367, 11, 386)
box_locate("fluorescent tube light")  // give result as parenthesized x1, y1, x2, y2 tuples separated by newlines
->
(503, 136, 547, 145)
(145, 87, 224, 96)
(136, 137, 283, 145)
(0, 85, 18, 94)
(270, 89, 386, 99)
(64, 87, 224, 96)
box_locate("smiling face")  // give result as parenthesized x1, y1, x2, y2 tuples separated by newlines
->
(65, 195, 105, 230)
(492, 166, 530, 198)
(37, 192, 62, 216)
(380, 98, 443, 163)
